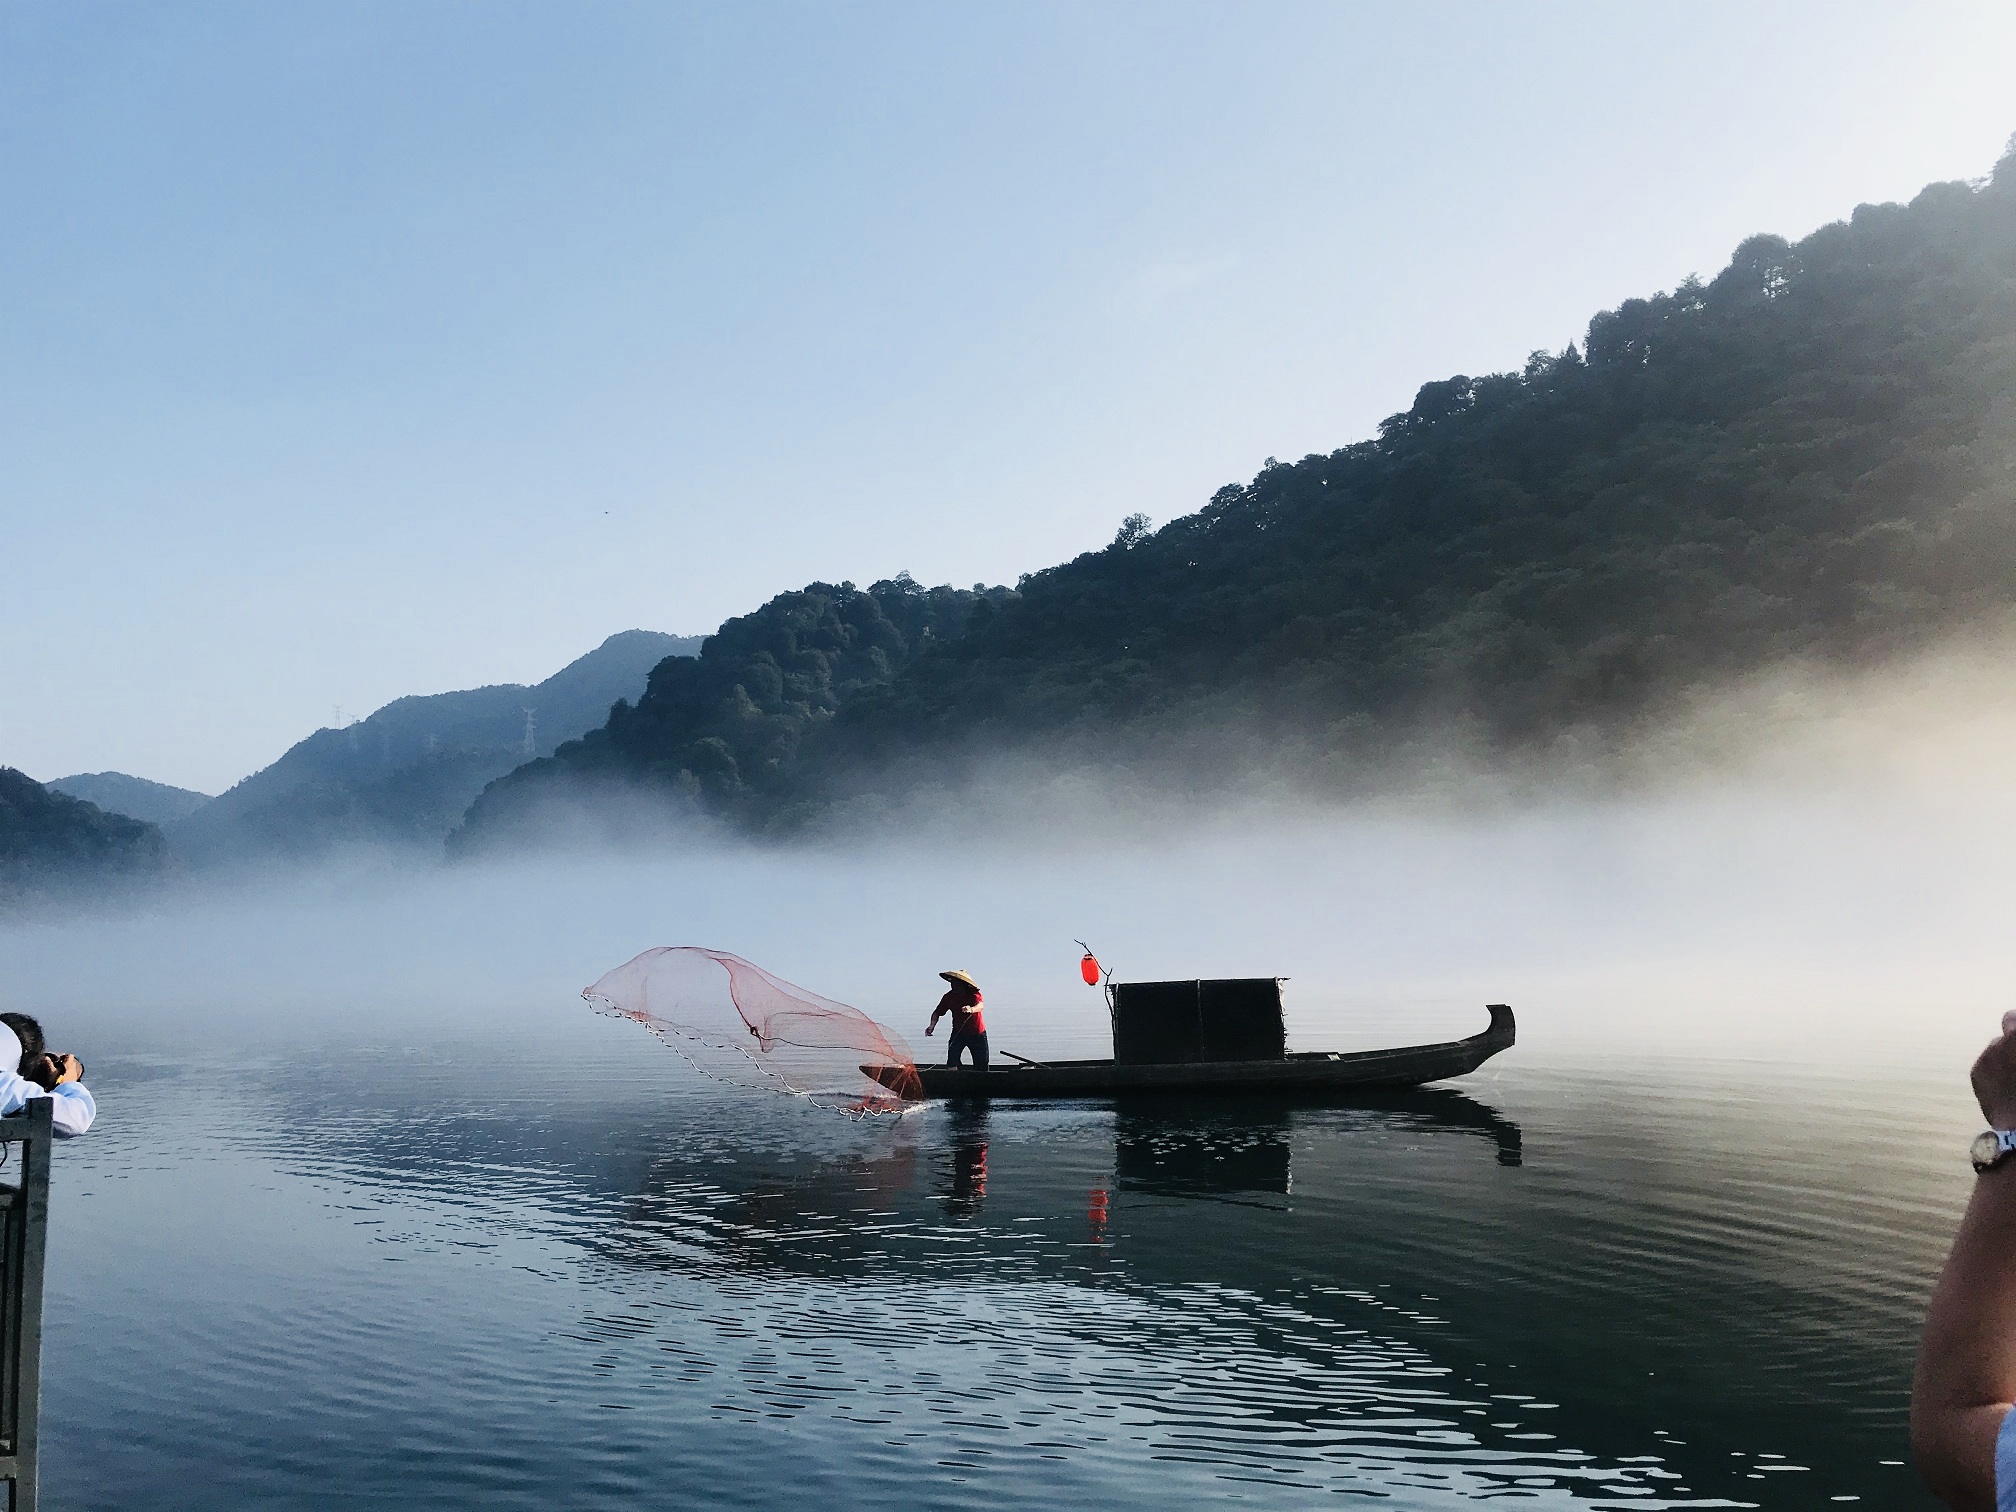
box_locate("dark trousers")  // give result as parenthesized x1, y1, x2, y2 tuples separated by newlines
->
(946, 1027, 989, 1069)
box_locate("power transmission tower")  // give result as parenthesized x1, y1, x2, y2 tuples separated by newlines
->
(521, 707, 537, 758)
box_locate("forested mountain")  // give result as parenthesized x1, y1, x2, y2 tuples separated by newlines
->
(0, 767, 165, 898)
(48, 772, 212, 826)
(453, 581, 1007, 849)
(174, 630, 700, 862)
(450, 150, 2013, 843)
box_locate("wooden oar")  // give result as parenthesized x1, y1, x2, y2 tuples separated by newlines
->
(1001, 1050, 1050, 1069)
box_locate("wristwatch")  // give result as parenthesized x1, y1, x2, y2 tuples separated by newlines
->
(1972, 1129, 2016, 1172)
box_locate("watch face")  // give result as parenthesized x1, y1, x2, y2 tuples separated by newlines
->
(1975, 1131, 2004, 1171)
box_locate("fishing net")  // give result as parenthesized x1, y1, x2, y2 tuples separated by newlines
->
(583, 947, 923, 1115)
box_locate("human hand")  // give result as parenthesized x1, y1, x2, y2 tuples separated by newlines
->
(1970, 1013, 2016, 1128)
(923, 1023, 935, 1037)
(51, 1054, 81, 1086)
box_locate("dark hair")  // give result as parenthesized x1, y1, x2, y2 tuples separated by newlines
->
(0, 1013, 45, 1073)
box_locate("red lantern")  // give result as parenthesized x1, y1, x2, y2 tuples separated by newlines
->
(1080, 952, 1101, 986)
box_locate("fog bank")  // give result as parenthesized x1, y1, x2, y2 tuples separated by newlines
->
(2, 786, 2010, 1077)
(11, 635, 2016, 1077)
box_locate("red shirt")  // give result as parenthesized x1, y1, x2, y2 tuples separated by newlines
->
(935, 989, 985, 1035)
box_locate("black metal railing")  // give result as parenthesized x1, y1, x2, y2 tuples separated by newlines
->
(0, 1101, 53, 1512)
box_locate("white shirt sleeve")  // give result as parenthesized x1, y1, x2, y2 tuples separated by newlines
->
(44, 1083, 94, 1138)
(0, 1067, 39, 1118)
(0, 1068, 95, 1137)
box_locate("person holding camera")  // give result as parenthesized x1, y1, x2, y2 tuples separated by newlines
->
(0, 1011, 94, 1138)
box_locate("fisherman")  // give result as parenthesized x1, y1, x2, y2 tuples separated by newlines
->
(924, 969, 989, 1070)
(0, 1011, 94, 1137)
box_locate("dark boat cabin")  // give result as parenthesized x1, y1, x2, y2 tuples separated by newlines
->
(1110, 978, 1286, 1065)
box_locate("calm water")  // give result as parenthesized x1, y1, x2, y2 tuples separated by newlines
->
(6, 806, 2006, 1511)
(29, 1011, 1973, 1509)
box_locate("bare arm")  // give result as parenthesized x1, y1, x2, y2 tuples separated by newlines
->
(1913, 1022, 2016, 1511)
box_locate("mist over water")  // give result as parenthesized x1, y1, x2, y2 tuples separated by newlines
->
(13, 748, 2013, 1066)
(6, 685, 2013, 1508)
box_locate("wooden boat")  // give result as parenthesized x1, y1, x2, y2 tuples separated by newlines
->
(869, 1002, 1515, 1101)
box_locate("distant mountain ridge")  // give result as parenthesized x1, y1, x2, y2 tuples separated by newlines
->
(172, 630, 702, 862)
(0, 767, 164, 899)
(48, 772, 212, 826)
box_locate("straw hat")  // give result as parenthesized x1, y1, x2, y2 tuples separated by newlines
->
(939, 970, 980, 991)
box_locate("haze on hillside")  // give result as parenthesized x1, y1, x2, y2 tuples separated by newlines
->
(4, 4, 2014, 794)
(10, 139, 2016, 895)
(455, 152, 2016, 854)
(1, 8, 2014, 932)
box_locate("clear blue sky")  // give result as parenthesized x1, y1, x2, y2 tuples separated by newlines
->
(4, 1, 2013, 794)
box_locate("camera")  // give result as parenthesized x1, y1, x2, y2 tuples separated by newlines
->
(24, 1053, 75, 1092)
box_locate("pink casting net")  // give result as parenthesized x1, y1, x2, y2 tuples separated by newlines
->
(583, 947, 923, 1115)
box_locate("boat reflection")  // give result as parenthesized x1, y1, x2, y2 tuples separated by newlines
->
(1111, 1086, 1520, 1201)
(1113, 1105, 1293, 1198)
(602, 1086, 1523, 1279)
(1304, 1085, 1524, 1167)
